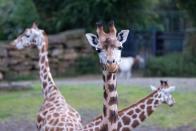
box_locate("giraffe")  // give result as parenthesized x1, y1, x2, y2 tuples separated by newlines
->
(11, 23, 83, 131)
(85, 21, 129, 131)
(83, 80, 176, 131)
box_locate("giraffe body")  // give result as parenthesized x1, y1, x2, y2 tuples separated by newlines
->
(12, 24, 82, 131)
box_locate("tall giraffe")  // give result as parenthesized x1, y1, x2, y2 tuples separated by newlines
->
(83, 80, 176, 131)
(85, 21, 129, 131)
(12, 23, 83, 131)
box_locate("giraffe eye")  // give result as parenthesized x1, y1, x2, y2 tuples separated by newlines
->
(25, 34, 30, 38)
(118, 46, 122, 50)
(96, 48, 102, 53)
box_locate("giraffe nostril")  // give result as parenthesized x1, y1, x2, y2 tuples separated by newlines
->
(112, 60, 115, 63)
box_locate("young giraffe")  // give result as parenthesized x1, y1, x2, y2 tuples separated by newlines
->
(85, 21, 129, 131)
(83, 80, 176, 131)
(12, 23, 83, 131)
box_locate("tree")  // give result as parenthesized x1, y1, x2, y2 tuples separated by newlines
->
(33, 0, 159, 33)
(0, 0, 39, 40)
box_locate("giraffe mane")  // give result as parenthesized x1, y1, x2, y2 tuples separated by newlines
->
(118, 89, 158, 115)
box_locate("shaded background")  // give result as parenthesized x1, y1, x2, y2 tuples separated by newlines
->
(0, 0, 196, 80)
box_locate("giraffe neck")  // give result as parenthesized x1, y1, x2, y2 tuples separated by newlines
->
(101, 70, 118, 131)
(38, 35, 56, 99)
(118, 90, 161, 130)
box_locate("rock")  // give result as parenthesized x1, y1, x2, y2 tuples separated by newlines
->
(51, 48, 64, 57)
(0, 72, 3, 80)
(66, 39, 84, 48)
(64, 49, 78, 60)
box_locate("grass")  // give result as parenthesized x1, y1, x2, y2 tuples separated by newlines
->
(0, 83, 195, 128)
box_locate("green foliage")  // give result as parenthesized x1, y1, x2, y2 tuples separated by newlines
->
(145, 53, 196, 76)
(0, 0, 39, 40)
(33, 0, 159, 33)
(177, 0, 196, 25)
(74, 54, 100, 75)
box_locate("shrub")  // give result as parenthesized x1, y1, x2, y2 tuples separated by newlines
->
(74, 54, 100, 75)
(145, 53, 196, 77)
(0, 0, 39, 40)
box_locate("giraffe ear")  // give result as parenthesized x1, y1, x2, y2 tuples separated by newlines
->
(117, 30, 129, 44)
(85, 33, 99, 48)
(150, 85, 157, 91)
(165, 86, 176, 93)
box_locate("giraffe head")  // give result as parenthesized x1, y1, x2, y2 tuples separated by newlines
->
(12, 23, 44, 49)
(150, 80, 176, 107)
(86, 21, 129, 73)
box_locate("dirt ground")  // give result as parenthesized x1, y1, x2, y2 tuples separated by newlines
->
(0, 76, 196, 131)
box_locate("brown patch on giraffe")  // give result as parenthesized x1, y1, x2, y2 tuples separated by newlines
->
(122, 115, 131, 125)
(41, 56, 45, 64)
(112, 129, 117, 131)
(43, 82, 47, 88)
(100, 124, 108, 131)
(109, 110, 118, 123)
(132, 114, 137, 119)
(117, 122, 122, 130)
(103, 104, 107, 117)
(95, 127, 100, 131)
(140, 104, 145, 109)
(147, 99, 153, 104)
(108, 84, 115, 92)
(45, 103, 52, 108)
(58, 123, 64, 126)
(113, 74, 116, 80)
(56, 127, 63, 131)
(37, 114, 43, 123)
(107, 73, 112, 80)
(135, 108, 140, 113)
(41, 46, 45, 53)
(44, 74, 47, 79)
(122, 127, 131, 131)
(127, 110, 134, 116)
(109, 96, 118, 105)
(45, 61, 49, 68)
(51, 127, 55, 131)
(139, 111, 146, 121)
(53, 119, 59, 125)
(147, 106, 153, 116)
(154, 100, 159, 105)
(47, 114, 51, 119)
(103, 89, 108, 100)
(43, 110, 48, 115)
(49, 96, 55, 101)
(49, 119, 54, 125)
(41, 65, 44, 70)
(45, 127, 49, 131)
(132, 120, 139, 128)
(49, 107, 55, 111)
(102, 75, 106, 82)
(53, 113, 59, 117)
